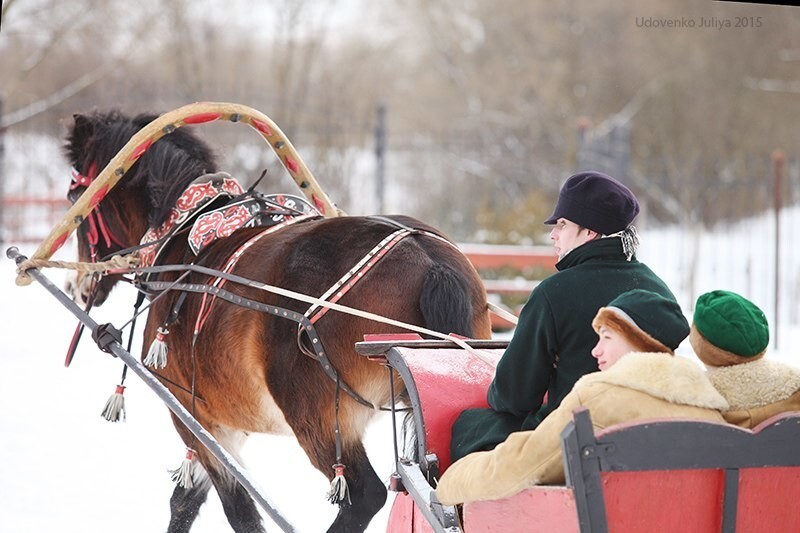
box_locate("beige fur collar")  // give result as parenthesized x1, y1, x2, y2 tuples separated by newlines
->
(706, 358, 800, 410)
(578, 352, 729, 410)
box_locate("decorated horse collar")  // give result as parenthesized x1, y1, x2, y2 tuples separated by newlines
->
(138, 173, 321, 268)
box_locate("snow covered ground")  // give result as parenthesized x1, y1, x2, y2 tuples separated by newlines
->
(0, 249, 397, 533)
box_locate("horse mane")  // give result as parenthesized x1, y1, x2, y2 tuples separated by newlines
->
(65, 110, 218, 228)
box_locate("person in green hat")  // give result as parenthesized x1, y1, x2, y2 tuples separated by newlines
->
(691, 290, 800, 429)
(436, 289, 728, 506)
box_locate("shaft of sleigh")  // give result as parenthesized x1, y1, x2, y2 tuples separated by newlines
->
(6, 246, 297, 533)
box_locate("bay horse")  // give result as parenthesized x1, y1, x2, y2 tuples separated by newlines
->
(64, 110, 492, 532)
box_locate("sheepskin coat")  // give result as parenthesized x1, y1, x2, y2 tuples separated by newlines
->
(436, 353, 728, 506)
(450, 237, 675, 461)
(706, 358, 800, 428)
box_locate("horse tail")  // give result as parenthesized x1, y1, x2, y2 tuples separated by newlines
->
(420, 263, 474, 337)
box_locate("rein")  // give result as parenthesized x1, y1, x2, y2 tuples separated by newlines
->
(130, 262, 498, 366)
(70, 166, 127, 260)
(141, 277, 376, 409)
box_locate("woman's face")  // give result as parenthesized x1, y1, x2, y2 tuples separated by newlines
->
(591, 326, 637, 371)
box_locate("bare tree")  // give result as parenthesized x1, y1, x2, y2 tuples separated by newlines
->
(0, 0, 170, 131)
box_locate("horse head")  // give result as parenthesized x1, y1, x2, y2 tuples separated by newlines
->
(64, 111, 217, 305)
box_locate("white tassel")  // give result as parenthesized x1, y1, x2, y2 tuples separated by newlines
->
(170, 448, 199, 489)
(327, 464, 351, 505)
(144, 326, 169, 368)
(100, 385, 126, 422)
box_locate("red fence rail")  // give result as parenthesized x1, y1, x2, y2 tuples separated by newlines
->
(2, 197, 71, 244)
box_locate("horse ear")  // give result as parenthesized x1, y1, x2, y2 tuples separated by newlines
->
(65, 114, 96, 167)
(71, 114, 94, 140)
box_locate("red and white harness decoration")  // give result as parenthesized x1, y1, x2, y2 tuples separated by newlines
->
(138, 177, 244, 267)
(191, 213, 320, 337)
(188, 193, 315, 256)
(188, 204, 252, 254)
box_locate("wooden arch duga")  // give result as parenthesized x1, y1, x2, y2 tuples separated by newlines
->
(15, 101, 343, 286)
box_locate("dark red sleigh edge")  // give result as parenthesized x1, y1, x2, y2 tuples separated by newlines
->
(355, 339, 800, 533)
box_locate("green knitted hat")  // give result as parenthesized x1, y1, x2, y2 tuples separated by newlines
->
(691, 290, 769, 367)
(593, 289, 689, 353)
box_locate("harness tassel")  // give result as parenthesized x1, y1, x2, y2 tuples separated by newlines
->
(327, 463, 351, 505)
(100, 385, 126, 422)
(144, 326, 169, 368)
(170, 448, 199, 489)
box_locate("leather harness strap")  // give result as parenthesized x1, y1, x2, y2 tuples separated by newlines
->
(306, 228, 413, 324)
(304, 216, 461, 326)
(141, 278, 377, 409)
(193, 213, 320, 337)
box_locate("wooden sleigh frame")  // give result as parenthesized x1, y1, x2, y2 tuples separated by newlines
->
(356, 340, 800, 533)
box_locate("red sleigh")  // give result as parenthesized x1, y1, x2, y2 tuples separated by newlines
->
(356, 338, 800, 533)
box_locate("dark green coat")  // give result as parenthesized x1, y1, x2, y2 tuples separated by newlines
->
(450, 237, 676, 461)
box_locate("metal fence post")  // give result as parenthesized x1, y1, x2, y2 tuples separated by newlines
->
(0, 96, 5, 245)
(773, 149, 785, 350)
(375, 102, 387, 214)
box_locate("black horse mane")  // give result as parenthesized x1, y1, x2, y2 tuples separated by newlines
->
(65, 110, 218, 228)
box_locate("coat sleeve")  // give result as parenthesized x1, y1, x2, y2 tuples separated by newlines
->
(487, 286, 558, 417)
(435, 390, 584, 506)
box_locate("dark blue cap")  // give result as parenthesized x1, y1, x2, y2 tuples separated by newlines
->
(544, 171, 640, 235)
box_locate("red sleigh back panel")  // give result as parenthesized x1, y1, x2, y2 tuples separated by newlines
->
(600, 469, 724, 533)
(392, 345, 502, 474)
(736, 466, 800, 533)
(562, 409, 800, 533)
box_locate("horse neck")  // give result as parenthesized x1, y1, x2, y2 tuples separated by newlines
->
(102, 186, 151, 253)
(157, 234, 193, 266)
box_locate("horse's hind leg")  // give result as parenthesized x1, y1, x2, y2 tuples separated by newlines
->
(328, 443, 387, 533)
(294, 424, 387, 533)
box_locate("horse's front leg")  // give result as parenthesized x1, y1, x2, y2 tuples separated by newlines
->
(204, 462, 265, 533)
(168, 414, 265, 533)
(167, 480, 212, 533)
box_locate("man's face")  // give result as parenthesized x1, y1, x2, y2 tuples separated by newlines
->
(549, 218, 595, 259)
